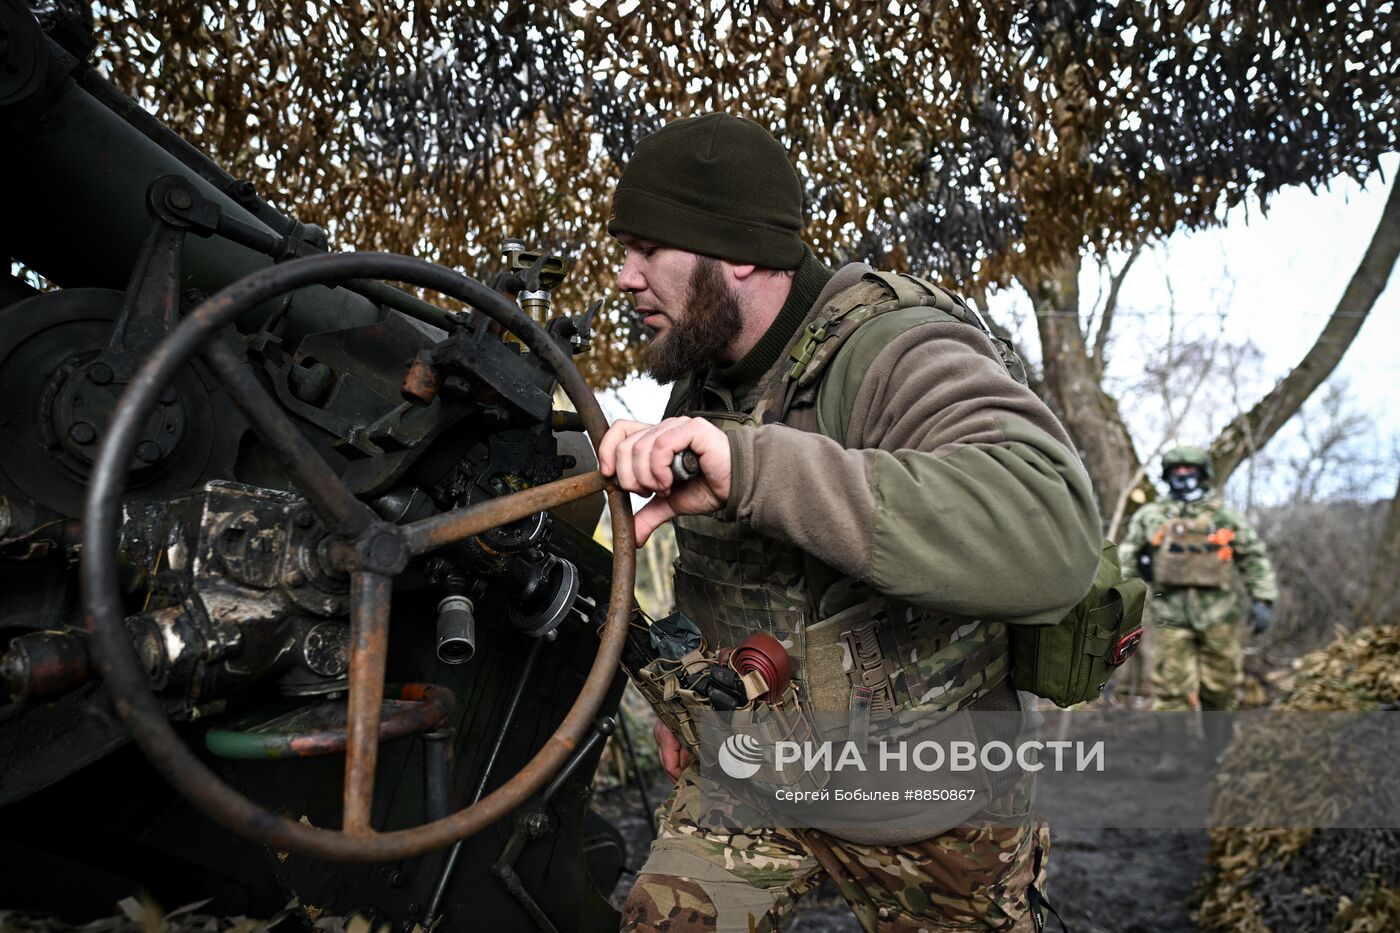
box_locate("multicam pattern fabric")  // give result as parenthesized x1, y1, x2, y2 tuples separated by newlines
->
(671, 510, 811, 693)
(788, 275, 957, 388)
(665, 272, 1025, 731)
(1121, 495, 1277, 711)
(620, 772, 1046, 933)
(1150, 619, 1245, 712)
(671, 503, 1010, 722)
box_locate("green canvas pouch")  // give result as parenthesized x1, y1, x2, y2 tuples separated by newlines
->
(1009, 540, 1147, 707)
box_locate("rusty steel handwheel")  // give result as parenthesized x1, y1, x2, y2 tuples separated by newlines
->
(81, 251, 634, 862)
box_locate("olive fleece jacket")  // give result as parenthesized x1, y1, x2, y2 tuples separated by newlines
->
(711, 262, 1102, 627)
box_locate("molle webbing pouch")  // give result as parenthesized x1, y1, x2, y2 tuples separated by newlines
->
(669, 410, 814, 701)
(803, 593, 1012, 738)
(625, 610, 722, 755)
(1010, 540, 1147, 708)
(717, 681, 830, 793)
(1151, 514, 1235, 588)
(633, 649, 714, 755)
(632, 611, 825, 787)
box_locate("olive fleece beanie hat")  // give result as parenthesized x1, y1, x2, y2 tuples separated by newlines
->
(608, 113, 805, 269)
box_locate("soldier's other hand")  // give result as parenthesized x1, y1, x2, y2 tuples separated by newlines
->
(597, 416, 731, 546)
(1248, 601, 1273, 635)
(654, 719, 691, 782)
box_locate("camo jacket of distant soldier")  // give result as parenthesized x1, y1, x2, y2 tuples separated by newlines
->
(1119, 495, 1278, 630)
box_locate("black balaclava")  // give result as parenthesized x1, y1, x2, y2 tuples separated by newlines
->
(1166, 468, 1207, 502)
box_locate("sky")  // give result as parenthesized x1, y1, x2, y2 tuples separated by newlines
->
(602, 153, 1399, 511)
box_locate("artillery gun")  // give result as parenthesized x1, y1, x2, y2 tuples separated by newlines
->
(0, 3, 641, 928)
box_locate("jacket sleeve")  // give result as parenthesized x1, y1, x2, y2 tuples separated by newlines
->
(1118, 508, 1154, 581)
(724, 318, 1102, 626)
(1221, 506, 1279, 603)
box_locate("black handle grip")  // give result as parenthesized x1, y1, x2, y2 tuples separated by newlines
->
(670, 449, 701, 483)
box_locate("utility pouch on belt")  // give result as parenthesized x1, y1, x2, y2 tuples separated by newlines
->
(1010, 540, 1147, 707)
(628, 611, 719, 757)
(629, 611, 826, 788)
(717, 681, 829, 793)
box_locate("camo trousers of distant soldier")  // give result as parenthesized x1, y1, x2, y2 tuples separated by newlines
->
(1151, 620, 1243, 712)
(620, 772, 1048, 932)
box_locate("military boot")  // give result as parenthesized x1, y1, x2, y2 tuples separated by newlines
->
(1150, 715, 1185, 781)
(1203, 713, 1234, 765)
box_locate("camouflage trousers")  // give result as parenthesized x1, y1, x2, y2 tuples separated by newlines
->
(620, 772, 1048, 932)
(1151, 620, 1243, 712)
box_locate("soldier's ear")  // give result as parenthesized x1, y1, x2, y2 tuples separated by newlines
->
(724, 261, 759, 281)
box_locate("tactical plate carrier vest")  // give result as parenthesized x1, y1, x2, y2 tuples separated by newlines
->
(1150, 506, 1236, 589)
(669, 272, 1020, 735)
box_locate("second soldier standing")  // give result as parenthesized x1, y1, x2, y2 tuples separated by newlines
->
(1121, 445, 1278, 778)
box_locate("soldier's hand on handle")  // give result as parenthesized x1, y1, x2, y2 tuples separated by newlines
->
(670, 448, 701, 483)
(653, 719, 692, 782)
(598, 416, 732, 546)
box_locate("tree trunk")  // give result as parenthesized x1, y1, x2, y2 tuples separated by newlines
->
(1210, 177, 1400, 485)
(1022, 255, 1148, 526)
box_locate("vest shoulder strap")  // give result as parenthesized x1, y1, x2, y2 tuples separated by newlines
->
(787, 271, 964, 388)
(769, 270, 1027, 427)
(813, 305, 956, 443)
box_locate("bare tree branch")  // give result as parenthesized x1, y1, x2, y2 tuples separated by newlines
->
(1092, 243, 1143, 376)
(1210, 177, 1400, 485)
(1106, 332, 1224, 540)
(82, 0, 1399, 535)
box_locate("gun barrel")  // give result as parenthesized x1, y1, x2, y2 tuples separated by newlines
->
(2, 31, 383, 343)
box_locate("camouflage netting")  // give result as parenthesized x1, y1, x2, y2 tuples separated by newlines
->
(1195, 625, 1400, 932)
(71, 1, 1398, 387)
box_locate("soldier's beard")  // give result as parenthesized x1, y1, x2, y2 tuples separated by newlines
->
(642, 257, 742, 384)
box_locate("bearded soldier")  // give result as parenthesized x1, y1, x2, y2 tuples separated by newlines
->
(1120, 445, 1278, 778)
(597, 114, 1101, 932)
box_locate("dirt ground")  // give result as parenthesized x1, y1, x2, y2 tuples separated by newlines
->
(594, 780, 1209, 932)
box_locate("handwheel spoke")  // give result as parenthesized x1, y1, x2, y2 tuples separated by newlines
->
(86, 251, 635, 861)
(343, 571, 392, 834)
(401, 472, 609, 557)
(203, 340, 372, 536)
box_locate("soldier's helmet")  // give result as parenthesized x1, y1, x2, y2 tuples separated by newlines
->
(1161, 446, 1214, 482)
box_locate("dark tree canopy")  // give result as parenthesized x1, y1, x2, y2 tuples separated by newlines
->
(90, 0, 1398, 386)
